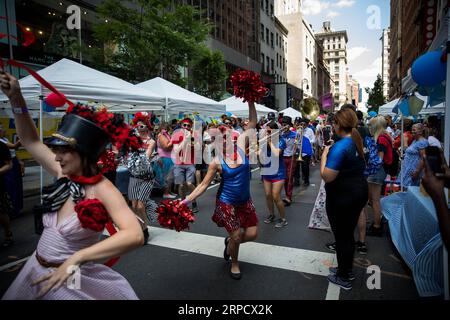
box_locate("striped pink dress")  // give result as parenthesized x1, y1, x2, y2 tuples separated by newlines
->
(2, 212, 138, 300)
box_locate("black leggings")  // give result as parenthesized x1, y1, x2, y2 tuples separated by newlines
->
(326, 181, 368, 278)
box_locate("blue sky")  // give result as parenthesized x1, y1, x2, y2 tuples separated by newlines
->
(301, 0, 390, 108)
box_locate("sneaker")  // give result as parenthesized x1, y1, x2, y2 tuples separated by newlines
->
(327, 274, 352, 290)
(329, 267, 355, 281)
(264, 214, 275, 224)
(325, 242, 336, 252)
(356, 241, 368, 255)
(163, 193, 177, 199)
(367, 224, 383, 237)
(191, 202, 199, 213)
(275, 218, 288, 228)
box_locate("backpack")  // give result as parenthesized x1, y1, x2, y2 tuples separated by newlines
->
(363, 136, 383, 176)
(378, 134, 399, 177)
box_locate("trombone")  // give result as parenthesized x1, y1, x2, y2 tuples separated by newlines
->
(295, 125, 304, 162)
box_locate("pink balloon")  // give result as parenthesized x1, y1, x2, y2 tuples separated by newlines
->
(45, 92, 66, 108)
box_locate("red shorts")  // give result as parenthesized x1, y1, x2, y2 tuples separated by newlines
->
(212, 199, 258, 233)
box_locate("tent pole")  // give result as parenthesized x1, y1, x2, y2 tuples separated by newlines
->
(39, 86, 44, 202)
(400, 111, 404, 192)
(442, 9, 450, 300)
(165, 97, 169, 122)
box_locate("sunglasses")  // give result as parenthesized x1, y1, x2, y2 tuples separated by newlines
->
(182, 124, 192, 128)
(224, 122, 232, 125)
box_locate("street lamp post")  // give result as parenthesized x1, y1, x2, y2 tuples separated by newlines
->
(302, 78, 309, 98)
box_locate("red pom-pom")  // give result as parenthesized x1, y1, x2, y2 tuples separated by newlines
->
(230, 69, 268, 103)
(45, 92, 66, 108)
(157, 200, 195, 232)
(75, 198, 109, 232)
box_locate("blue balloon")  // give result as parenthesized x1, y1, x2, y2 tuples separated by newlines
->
(412, 51, 446, 87)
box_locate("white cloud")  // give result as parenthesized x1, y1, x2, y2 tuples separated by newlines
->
(348, 47, 370, 62)
(353, 58, 382, 108)
(333, 0, 356, 8)
(326, 11, 340, 18)
(302, 0, 330, 16)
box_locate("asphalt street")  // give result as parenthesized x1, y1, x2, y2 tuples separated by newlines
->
(0, 166, 419, 300)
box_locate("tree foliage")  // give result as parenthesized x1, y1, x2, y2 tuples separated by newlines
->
(92, 0, 226, 98)
(365, 74, 386, 113)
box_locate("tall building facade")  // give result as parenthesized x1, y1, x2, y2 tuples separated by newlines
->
(177, 0, 261, 73)
(315, 21, 348, 108)
(381, 28, 390, 99)
(389, 0, 449, 99)
(274, 0, 302, 16)
(316, 41, 332, 104)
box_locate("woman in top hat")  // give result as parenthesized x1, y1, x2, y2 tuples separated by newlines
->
(180, 102, 258, 280)
(1, 71, 143, 299)
(127, 112, 158, 243)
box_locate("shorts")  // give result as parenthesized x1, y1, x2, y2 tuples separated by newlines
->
(263, 178, 284, 183)
(174, 164, 196, 185)
(367, 167, 387, 185)
(212, 199, 258, 233)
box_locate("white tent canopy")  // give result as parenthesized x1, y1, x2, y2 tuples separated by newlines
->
(279, 107, 302, 119)
(136, 77, 226, 116)
(221, 96, 276, 118)
(378, 94, 445, 116)
(0, 58, 166, 110)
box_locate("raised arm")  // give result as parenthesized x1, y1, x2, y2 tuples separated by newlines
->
(247, 102, 257, 129)
(0, 71, 61, 178)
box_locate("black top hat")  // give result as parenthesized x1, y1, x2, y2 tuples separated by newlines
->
(268, 112, 276, 120)
(44, 114, 110, 160)
(281, 116, 293, 126)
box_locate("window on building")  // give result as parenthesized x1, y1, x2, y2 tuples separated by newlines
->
(261, 23, 264, 39)
(271, 59, 274, 73)
(265, 0, 269, 14)
(261, 0, 264, 10)
(270, 4, 274, 16)
(276, 33, 279, 46)
(276, 53, 279, 67)
(270, 32, 274, 48)
(266, 28, 269, 44)
(266, 56, 270, 73)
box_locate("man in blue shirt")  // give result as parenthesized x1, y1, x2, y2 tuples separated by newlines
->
(300, 131, 313, 186)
